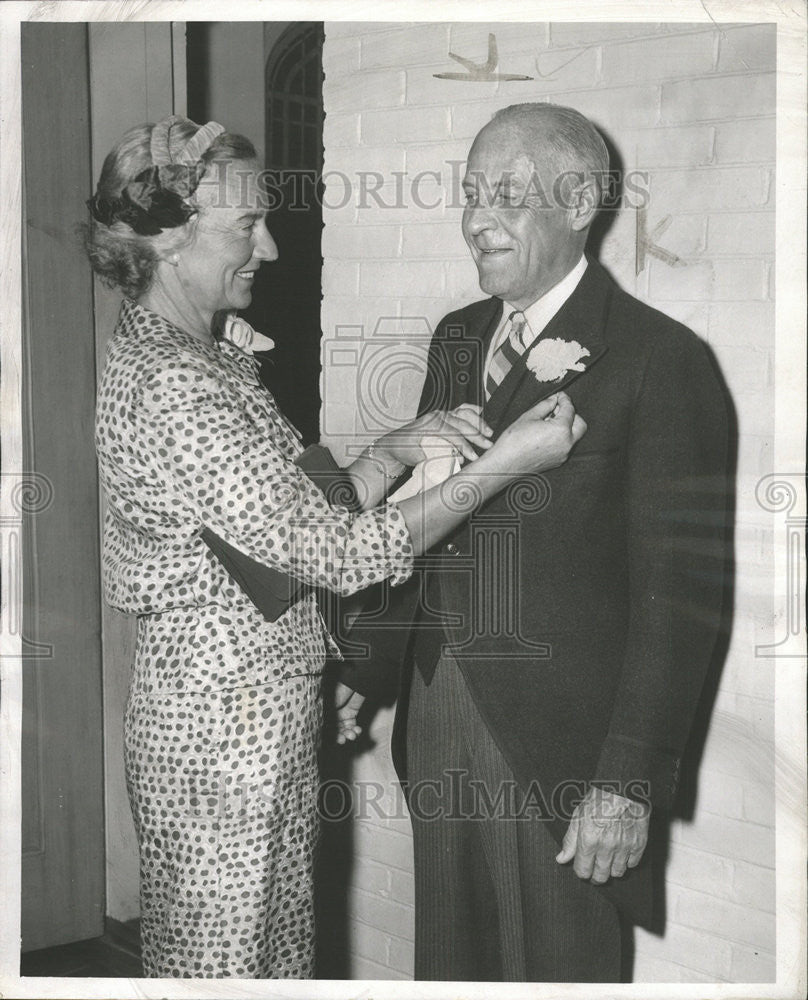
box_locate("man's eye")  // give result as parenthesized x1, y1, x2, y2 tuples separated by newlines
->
(463, 192, 478, 207)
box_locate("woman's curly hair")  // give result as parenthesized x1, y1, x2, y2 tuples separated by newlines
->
(81, 119, 256, 299)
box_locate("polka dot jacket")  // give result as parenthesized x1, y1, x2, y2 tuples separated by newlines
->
(95, 297, 414, 696)
(95, 298, 413, 978)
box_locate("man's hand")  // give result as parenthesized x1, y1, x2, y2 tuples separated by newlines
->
(556, 786, 650, 884)
(335, 681, 365, 745)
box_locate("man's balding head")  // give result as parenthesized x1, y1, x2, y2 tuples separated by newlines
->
(483, 103, 610, 203)
(461, 103, 606, 309)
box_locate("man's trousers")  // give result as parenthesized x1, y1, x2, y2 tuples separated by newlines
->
(407, 652, 622, 982)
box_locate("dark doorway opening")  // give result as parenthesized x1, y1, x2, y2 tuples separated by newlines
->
(187, 22, 325, 444)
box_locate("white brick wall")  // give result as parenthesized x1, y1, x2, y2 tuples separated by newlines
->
(321, 19, 777, 983)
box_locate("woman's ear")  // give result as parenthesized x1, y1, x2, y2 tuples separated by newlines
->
(148, 246, 183, 290)
(152, 214, 197, 264)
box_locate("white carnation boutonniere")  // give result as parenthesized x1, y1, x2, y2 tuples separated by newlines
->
(525, 337, 590, 383)
(222, 315, 275, 355)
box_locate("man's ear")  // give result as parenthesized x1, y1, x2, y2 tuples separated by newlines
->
(569, 178, 600, 233)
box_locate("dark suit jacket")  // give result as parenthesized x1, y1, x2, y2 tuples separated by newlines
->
(340, 256, 729, 926)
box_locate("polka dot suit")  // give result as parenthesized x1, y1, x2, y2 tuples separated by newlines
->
(95, 299, 413, 977)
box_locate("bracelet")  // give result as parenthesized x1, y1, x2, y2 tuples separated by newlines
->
(366, 440, 406, 481)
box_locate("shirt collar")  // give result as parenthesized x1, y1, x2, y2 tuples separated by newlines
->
(485, 255, 588, 372)
(509, 254, 588, 339)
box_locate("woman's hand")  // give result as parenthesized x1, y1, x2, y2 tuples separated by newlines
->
(484, 392, 586, 477)
(349, 404, 492, 511)
(395, 394, 585, 557)
(377, 404, 494, 467)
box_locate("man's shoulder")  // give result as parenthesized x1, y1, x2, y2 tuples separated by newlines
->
(434, 296, 501, 336)
(612, 283, 690, 335)
(604, 269, 708, 360)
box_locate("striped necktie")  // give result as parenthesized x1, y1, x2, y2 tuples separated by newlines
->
(485, 311, 528, 399)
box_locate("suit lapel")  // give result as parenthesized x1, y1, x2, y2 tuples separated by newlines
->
(462, 297, 503, 408)
(484, 259, 614, 433)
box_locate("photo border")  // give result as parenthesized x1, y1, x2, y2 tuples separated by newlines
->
(1, 2, 804, 998)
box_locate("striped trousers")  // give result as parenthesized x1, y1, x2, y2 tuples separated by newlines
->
(407, 653, 622, 982)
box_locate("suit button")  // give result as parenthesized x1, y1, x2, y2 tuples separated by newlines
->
(445, 543, 460, 555)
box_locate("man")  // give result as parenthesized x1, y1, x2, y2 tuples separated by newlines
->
(338, 103, 728, 982)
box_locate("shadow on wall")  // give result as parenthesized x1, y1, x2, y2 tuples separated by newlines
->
(316, 668, 358, 979)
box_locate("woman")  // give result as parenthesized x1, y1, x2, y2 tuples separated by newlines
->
(86, 115, 585, 979)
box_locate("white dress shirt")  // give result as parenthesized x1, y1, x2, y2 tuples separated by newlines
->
(483, 254, 588, 387)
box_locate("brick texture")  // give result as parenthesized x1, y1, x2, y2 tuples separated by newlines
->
(321, 19, 777, 983)
(661, 72, 775, 122)
(600, 31, 717, 85)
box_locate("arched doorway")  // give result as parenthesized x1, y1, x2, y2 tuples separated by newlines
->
(242, 22, 325, 444)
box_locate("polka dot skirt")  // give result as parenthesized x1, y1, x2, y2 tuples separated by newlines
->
(125, 661, 322, 977)
(95, 299, 414, 977)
